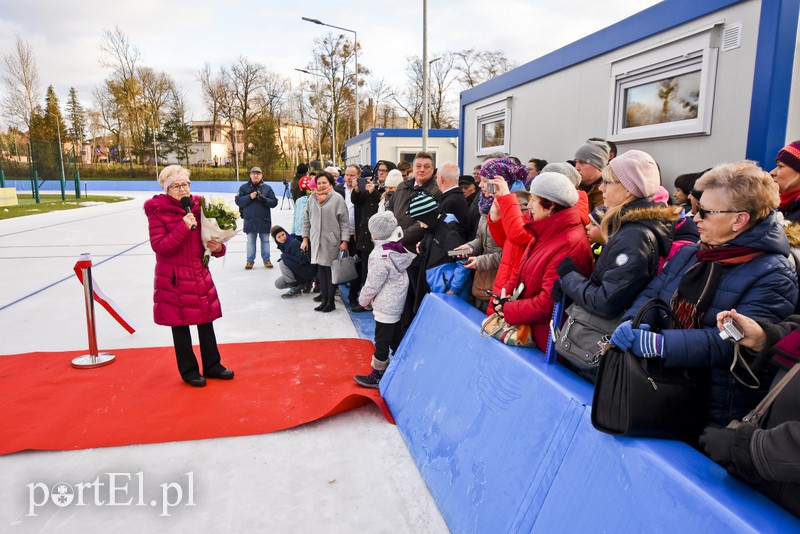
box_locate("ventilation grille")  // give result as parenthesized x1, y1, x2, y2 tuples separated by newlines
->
(722, 22, 742, 52)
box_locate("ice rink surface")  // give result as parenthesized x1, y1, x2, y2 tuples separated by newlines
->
(0, 191, 448, 533)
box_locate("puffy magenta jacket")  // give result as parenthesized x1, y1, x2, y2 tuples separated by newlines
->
(144, 194, 225, 327)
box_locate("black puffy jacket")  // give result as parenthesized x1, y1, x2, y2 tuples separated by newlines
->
(560, 199, 680, 318)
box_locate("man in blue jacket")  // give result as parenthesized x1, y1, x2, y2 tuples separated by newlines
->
(235, 166, 278, 269)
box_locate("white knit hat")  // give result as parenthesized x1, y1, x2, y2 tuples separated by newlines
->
(541, 162, 581, 187)
(368, 211, 399, 240)
(385, 169, 403, 188)
(529, 172, 579, 207)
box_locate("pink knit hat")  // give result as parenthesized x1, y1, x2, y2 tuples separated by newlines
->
(653, 186, 670, 205)
(609, 150, 660, 198)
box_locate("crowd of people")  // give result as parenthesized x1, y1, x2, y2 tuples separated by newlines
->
(144, 138, 800, 517)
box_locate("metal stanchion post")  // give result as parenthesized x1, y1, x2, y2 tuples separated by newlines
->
(72, 254, 116, 369)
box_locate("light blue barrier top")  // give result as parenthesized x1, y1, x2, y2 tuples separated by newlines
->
(7, 179, 292, 197)
(381, 293, 800, 533)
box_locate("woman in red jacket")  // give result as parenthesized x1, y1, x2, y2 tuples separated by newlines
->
(144, 165, 232, 387)
(492, 172, 594, 349)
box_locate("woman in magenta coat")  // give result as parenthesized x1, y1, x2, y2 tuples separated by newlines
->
(144, 165, 232, 387)
(492, 172, 594, 349)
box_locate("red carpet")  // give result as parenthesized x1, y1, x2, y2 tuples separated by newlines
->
(0, 339, 393, 455)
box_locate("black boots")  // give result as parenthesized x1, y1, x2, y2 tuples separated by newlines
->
(315, 294, 335, 312)
(354, 369, 385, 388)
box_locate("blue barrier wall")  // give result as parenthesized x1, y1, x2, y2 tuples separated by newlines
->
(381, 293, 800, 533)
(7, 180, 292, 196)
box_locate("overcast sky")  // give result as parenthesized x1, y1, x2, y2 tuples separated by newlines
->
(0, 0, 661, 127)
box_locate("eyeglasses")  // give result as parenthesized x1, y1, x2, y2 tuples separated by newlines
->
(377, 168, 388, 173)
(696, 207, 741, 219)
(169, 182, 191, 191)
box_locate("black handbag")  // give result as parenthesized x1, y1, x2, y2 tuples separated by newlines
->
(591, 298, 706, 440)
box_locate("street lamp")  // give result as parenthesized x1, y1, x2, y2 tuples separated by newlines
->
(302, 16, 359, 136)
(421, 0, 429, 151)
(423, 56, 442, 152)
(296, 68, 336, 167)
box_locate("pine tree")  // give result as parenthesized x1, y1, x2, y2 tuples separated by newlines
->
(65, 87, 86, 146)
(246, 114, 279, 172)
(161, 93, 194, 166)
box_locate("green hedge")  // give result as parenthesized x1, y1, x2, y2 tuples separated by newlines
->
(0, 162, 294, 182)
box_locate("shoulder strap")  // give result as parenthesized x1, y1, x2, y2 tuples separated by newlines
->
(732, 364, 800, 428)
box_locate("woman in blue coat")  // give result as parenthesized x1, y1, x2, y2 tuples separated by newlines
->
(611, 161, 798, 427)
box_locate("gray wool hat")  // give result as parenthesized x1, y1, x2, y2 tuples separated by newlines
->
(529, 172, 579, 207)
(368, 211, 399, 241)
(574, 140, 610, 171)
(541, 162, 581, 187)
(250, 166, 263, 174)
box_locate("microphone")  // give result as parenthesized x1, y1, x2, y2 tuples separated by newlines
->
(180, 196, 196, 231)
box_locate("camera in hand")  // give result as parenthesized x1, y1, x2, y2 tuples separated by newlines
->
(719, 317, 744, 342)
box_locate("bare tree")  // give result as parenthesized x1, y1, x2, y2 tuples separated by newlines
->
(398, 53, 458, 129)
(366, 77, 397, 128)
(138, 66, 175, 131)
(390, 48, 515, 130)
(226, 57, 266, 166)
(98, 27, 143, 162)
(304, 33, 368, 161)
(1, 36, 42, 129)
(198, 64, 228, 141)
(452, 49, 515, 89)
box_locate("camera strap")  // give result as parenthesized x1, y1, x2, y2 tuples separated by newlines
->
(730, 342, 760, 390)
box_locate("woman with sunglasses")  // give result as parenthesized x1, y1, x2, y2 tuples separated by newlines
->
(611, 161, 798, 428)
(144, 165, 232, 387)
(556, 151, 682, 372)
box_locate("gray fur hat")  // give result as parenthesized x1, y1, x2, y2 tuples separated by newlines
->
(368, 211, 399, 241)
(574, 140, 610, 171)
(529, 172, 579, 207)
(541, 162, 581, 187)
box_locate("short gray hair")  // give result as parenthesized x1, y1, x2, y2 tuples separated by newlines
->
(438, 161, 460, 183)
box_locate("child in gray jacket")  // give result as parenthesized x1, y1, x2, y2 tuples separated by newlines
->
(354, 211, 416, 388)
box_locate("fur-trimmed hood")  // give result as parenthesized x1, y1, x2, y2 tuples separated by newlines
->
(784, 220, 800, 249)
(616, 198, 682, 258)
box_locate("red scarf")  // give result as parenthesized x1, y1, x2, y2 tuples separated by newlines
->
(672, 244, 764, 329)
(780, 189, 800, 213)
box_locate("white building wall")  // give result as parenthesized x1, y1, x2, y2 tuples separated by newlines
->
(463, 1, 763, 186)
(375, 136, 459, 167)
(345, 132, 460, 169)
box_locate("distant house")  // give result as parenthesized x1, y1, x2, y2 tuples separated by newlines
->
(159, 120, 314, 167)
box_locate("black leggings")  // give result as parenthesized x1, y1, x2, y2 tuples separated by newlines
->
(170, 322, 223, 379)
(318, 265, 334, 303)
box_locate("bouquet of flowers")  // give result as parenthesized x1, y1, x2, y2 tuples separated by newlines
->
(200, 196, 240, 266)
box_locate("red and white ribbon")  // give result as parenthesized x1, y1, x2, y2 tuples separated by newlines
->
(73, 254, 136, 334)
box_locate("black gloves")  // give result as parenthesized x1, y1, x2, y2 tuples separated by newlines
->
(699, 426, 736, 467)
(557, 257, 580, 279)
(551, 280, 564, 303)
